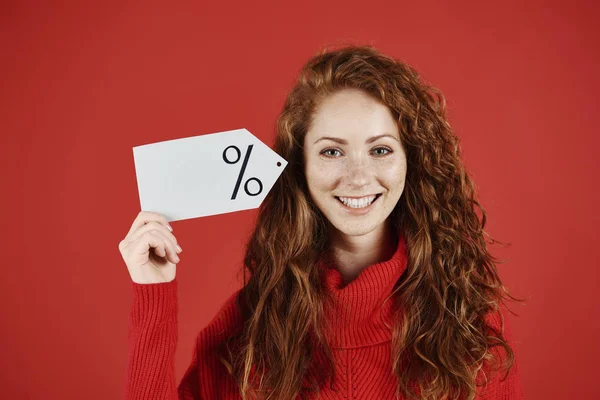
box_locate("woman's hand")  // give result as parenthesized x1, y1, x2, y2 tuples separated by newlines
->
(118, 211, 183, 284)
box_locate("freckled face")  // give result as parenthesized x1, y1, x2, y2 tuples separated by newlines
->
(303, 88, 407, 237)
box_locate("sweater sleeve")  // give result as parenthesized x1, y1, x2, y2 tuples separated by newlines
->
(478, 308, 526, 400)
(125, 277, 195, 399)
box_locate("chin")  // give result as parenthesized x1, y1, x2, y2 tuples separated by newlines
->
(330, 220, 383, 237)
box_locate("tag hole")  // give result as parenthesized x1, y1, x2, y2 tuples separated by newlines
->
(277, 162, 281, 167)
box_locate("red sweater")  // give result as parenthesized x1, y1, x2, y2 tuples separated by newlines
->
(125, 234, 525, 399)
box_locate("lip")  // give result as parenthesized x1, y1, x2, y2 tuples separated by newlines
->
(335, 193, 382, 215)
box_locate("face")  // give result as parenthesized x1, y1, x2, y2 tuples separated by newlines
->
(303, 88, 407, 238)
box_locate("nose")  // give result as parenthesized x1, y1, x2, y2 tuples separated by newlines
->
(344, 156, 372, 188)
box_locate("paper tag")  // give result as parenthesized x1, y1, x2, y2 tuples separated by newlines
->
(132, 128, 288, 222)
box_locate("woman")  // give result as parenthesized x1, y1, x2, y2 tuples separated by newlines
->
(120, 44, 525, 399)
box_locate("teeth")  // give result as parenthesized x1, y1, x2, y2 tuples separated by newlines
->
(338, 195, 377, 208)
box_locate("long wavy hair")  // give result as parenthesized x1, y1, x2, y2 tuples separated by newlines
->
(217, 43, 525, 400)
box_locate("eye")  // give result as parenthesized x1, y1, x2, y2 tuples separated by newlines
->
(372, 146, 393, 156)
(320, 148, 342, 158)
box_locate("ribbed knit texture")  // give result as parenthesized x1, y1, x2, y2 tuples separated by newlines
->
(125, 233, 525, 399)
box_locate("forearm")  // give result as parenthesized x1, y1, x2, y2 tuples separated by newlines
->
(125, 280, 179, 399)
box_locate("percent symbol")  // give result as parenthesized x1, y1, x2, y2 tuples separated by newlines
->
(222, 144, 264, 200)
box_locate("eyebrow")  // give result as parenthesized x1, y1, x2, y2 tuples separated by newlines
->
(313, 134, 400, 145)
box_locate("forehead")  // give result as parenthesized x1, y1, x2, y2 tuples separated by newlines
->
(307, 89, 398, 139)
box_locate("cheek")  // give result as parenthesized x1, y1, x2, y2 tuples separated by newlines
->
(306, 161, 338, 191)
(379, 163, 407, 188)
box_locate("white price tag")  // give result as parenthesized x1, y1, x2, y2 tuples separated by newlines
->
(132, 128, 288, 222)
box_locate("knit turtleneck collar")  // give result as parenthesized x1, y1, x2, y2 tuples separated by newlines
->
(318, 231, 408, 349)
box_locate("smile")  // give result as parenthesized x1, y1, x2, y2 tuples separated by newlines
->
(335, 194, 382, 209)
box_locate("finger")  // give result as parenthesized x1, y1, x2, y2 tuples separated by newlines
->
(127, 221, 181, 251)
(126, 211, 173, 240)
(131, 230, 175, 263)
(143, 229, 180, 264)
(130, 230, 165, 260)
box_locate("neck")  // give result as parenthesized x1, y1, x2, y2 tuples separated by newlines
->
(327, 220, 398, 286)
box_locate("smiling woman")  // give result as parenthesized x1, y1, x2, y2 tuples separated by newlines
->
(125, 44, 525, 400)
(303, 88, 407, 281)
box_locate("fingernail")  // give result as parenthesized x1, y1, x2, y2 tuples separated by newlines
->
(176, 245, 183, 253)
(167, 224, 173, 232)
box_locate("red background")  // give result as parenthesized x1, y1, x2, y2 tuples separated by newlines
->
(2, 1, 598, 398)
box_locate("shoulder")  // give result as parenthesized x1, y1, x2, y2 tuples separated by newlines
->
(483, 304, 516, 342)
(196, 288, 244, 348)
(178, 288, 245, 397)
(477, 305, 525, 397)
